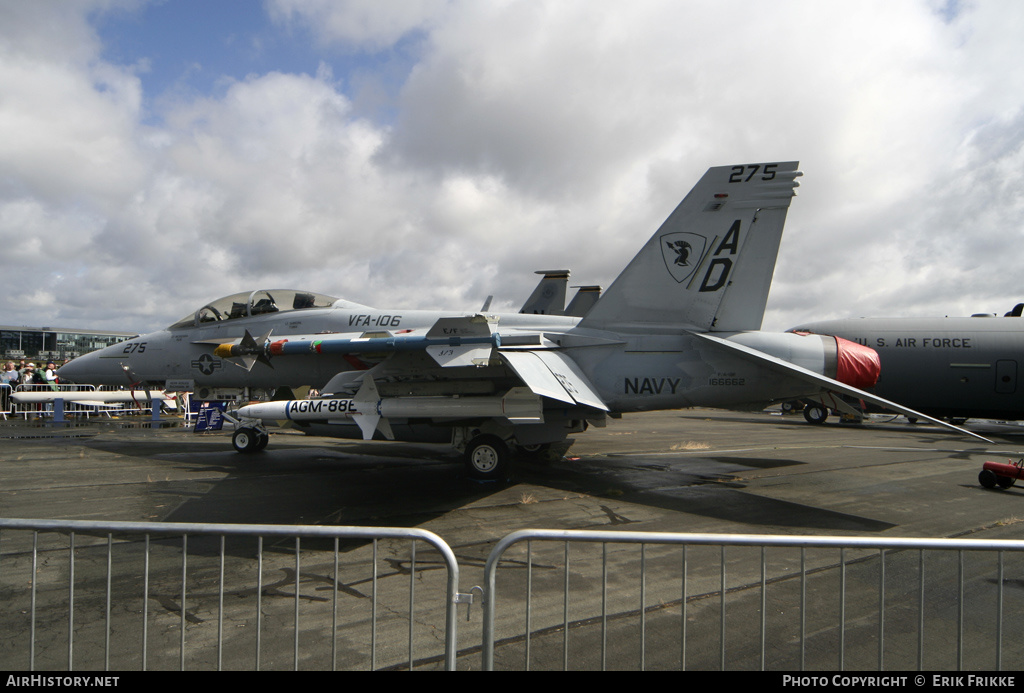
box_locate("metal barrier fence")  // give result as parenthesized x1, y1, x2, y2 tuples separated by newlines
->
(4, 519, 1024, 671)
(481, 529, 1024, 671)
(0, 519, 461, 671)
(7, 384, 181, 421)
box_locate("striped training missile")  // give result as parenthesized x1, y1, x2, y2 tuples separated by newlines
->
(214, 316, 506, 369)
(273, 316, 502, 367)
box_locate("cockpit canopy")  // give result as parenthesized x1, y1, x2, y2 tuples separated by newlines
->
(169, 290, 340, 329)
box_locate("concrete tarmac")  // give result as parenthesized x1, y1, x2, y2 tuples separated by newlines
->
(2, 409, 1024, 671)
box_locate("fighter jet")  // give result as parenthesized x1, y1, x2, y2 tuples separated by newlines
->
(790, 308, 1024, 424)
(59, 161, 988, 479)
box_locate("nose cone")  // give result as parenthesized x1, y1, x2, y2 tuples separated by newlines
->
(57, 348, 127, 385)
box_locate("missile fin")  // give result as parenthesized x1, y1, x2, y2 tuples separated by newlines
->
(425, 314, 496, 339)
(351, 377, 384, 439)
(352, 413, 380, 440)
(220, 330, 274, 371)
(426, 344, 495, 368)
(354, 375, 381, 404)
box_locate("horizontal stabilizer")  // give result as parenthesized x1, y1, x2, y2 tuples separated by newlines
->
(501, 351, 575, 405)
(501, 350, 608, 411)
(692, 332, 994, 444)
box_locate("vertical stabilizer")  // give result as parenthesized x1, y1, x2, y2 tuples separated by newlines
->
(580, 162, 801, 331)
(519, 270, 570, 315)
(565, 285, 602, 317)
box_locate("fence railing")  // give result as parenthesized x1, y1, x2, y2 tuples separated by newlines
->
(0, 518, 461, 671)
(4, 519, 1023, 671)
(480, 529, 1024, 671)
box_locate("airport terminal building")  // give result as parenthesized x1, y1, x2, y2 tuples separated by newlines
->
(1, 324, 135, 363)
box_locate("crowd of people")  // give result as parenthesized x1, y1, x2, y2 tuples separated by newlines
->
(1, 359, 61, 388)
(1, 360, 64, 413)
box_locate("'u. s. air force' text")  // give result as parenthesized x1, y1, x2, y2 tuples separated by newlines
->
(849, 336, 972, 349)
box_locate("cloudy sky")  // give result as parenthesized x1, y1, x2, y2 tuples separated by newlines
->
(2, 0, 1022, 335)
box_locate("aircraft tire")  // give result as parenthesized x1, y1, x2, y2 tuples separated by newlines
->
(464, 435, 510, 481)
(233, 427, 262, 454)
(803, 404, 828, 425)
(255, 430, 270, 451)
(979, 469, 998, 489)
(516, 442, 554, 463)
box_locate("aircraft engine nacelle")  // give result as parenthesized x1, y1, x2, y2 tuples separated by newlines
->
(725, 331, 880, 389)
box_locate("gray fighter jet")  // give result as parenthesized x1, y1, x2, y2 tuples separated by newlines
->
(59, 162, 987, 479)
(790, 308, 1024, 424)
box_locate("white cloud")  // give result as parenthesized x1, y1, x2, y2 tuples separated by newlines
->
(266, 0, 448, 51)
(0, 0, 1022, 337)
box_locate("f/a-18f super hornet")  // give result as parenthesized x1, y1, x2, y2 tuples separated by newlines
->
(58, 161, 989, 479)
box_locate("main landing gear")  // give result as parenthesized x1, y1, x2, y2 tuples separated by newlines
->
(460, 434, 562, 482)
(780, 399, 830, 424)
(232, 426, 269, 453)
(803, 402, 829, 424)
(463, 435, 510, 481)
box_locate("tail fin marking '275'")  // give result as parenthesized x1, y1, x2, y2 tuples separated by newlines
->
(581, 162, 801, 332)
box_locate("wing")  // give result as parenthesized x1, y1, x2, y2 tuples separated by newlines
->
(692, 332, 993, 444)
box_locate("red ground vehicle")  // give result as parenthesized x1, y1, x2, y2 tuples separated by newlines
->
(978, 459, 1024, 489)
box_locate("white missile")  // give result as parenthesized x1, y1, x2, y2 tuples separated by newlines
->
(236, 384, 543, 440)
(11, 390, 171, 404)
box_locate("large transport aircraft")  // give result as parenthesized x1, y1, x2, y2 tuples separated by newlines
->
(57, 162, 990, 479)
(790, 307, 1024, 424)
